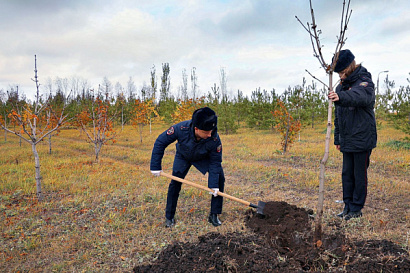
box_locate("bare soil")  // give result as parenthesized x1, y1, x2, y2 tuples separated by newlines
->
(134, 201, 410, 272)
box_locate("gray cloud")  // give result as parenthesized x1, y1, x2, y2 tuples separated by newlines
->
(0, 0, 409, 99)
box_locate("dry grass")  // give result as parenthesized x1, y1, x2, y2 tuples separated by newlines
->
(0, 122, 409, 272)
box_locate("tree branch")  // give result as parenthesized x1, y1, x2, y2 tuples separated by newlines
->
(305, 70, 329, 89)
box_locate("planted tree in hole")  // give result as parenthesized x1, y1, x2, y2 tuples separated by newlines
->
(0, 55, 69, 200)
(296, 0, 352, 241)
(75, 96, 117, 162)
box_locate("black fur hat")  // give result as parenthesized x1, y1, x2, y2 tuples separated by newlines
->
(333, 49, 355, 72)
(192, 107, 217, 131)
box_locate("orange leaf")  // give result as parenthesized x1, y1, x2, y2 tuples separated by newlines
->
(120, 256, 126, 261)
(315, 240, 322, 248)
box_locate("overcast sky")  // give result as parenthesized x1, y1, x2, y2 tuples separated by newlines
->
(1, 0, 409, 100)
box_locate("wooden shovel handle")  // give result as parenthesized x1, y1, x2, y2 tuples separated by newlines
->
(160, 172, 251, 207)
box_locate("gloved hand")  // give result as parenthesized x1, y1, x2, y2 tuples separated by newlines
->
(151, 170, 162, 177)
(209, 188, 219, 197)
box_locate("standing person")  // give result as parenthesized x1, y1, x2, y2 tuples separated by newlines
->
(328, 49, 377, 221)
(150, 107, 224, 227)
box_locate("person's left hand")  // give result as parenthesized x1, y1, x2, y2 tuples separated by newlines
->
(328, 91, 339, 102)
(209, 188, 219, 197)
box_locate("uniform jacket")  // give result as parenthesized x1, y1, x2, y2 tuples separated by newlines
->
(334, 65, 377, 152)
(150, 120, 223, 188)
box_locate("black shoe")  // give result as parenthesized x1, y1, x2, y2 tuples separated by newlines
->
(208, 213, 222, 227)
(344, 211, 362, 221)
(165, 218, 175, 227)
(337, 209, 349, 218)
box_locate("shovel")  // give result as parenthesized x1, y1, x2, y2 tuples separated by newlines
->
(160, 172, 266, 216)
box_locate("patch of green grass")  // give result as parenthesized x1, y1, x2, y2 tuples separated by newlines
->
(386, 139, 410, 150)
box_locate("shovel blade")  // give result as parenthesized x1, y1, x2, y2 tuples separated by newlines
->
(256, 201, 266, 216)
(249, 201, 266, 217)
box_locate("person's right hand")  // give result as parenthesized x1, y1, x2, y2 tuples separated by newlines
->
(151, 170, 162, 177)
(328, 91, 339, 102)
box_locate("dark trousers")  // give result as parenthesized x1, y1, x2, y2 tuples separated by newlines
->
(342, 150, 372, 212)
(165, 154, 225, 220)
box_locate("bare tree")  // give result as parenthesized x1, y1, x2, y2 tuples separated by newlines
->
(181, 68, 188, 100)
(55, 76, 70, 96)
(126, 76, 137, 101)
(150, 65, 157, 100)
(76, 96, 117, 163)
(219, 67, 227, 99)
(211, 83, 220, 103)
(296, 0, 352, 241)
(0, 55, 70, 200)
(0, 88, 8, 141)
(160, 63, 170, 101)
(102, 77, 113, 102)
(191, 67, 198, 99)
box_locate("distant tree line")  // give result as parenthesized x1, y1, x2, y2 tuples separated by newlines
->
(1, 58, 409, 201)
(1, 64, 409, 138)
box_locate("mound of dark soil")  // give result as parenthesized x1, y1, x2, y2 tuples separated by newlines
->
(134, 201, 410, 272)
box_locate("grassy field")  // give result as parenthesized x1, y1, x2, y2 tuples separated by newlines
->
(1, 122, 409, 272)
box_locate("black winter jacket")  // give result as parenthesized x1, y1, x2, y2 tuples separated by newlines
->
(150, 120, 223, 188)
(334, 65, 377, 152)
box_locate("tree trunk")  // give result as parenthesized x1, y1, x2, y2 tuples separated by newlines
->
(3, 115, 6, 142)
(408, 112, 410, 126)
(283, 113, 290, 154)
(32, 143, 43, 201)
(121, 106, 124, 131)
(94, 142, 102, 163)
(312, 112, 315, 128)
(139, 124, 143, 143)
(48, 134, 52, 154)
(315, 74, 333, 242)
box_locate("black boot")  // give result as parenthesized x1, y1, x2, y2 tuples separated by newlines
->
(344, 211, 362, 221)
(208, 213, 221, 227)
(165, 218, 175, 228)
(337, 208, 349, 218)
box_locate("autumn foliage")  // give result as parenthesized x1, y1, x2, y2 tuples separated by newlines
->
(171, 97, 205, 124)
(8, 106, 39, 137)
(130, 98, 159, 142)
(272, 99, 301, 153)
